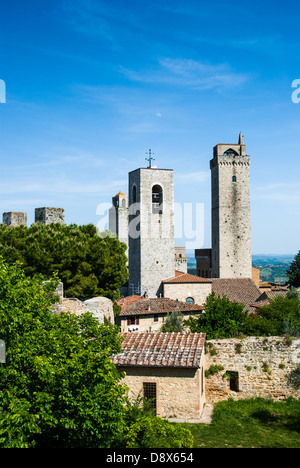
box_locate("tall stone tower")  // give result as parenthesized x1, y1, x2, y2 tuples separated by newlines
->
(108, 192, 129, 251)
(210, 133, 252, 278)
(128, 162, 175, 298)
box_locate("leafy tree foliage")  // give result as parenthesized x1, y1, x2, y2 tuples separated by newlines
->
(161, 309, 185, 332)
(0, 223, 128, 301)
(113, 396, 194, 448)
(244, 295, 300, 337)
(185, 292, 247, 339)
(0, 257, 127, 448)
(286, 251, 300, 288)
(0, 258, 194, 448)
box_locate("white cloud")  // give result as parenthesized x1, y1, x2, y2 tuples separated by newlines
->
(120, 58, 249, 90)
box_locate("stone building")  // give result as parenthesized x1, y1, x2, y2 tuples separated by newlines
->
(196, 133, 252, 280)
(112, 332, 206, 422)
(211, 133, 252, 279)
(3, 212, 27, 227)
(175, 247, 188, 273)
(128, 165, 175, 298)
(35, 207, 65, 225)
(116, 296, 203, 333)
(108, 192, 129, 252)
(163, 271, 212, 306)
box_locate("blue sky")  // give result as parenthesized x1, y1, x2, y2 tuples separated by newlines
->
(1, 0, 300, 255)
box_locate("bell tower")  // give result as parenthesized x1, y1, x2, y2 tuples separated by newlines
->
(211, 133, 252, 278)
(128, 155, 175, 297)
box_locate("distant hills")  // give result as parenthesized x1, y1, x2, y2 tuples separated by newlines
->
(185, 251, 294, 285)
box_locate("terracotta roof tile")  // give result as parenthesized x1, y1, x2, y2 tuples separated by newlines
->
(211, 278, 262, 313)
(163, 273, 212, 284)
(116, 295, 143, 307)
(118, 297, 204, 317)
(112, 332, 206, 368)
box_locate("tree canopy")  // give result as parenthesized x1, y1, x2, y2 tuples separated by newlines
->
(243, 294, 300, 337)
(0, 257, 127, 448)
(0, 257, 193, 448)
(185, 292, 247, 339)
(0, 223, 128, 301)
(286, 251, 300, 288)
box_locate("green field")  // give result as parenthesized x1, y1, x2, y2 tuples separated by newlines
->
(180, 398, 300, 448)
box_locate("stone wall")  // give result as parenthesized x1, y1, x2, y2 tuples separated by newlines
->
(52, 283, 114, 324)
(205, 336, 300, 403)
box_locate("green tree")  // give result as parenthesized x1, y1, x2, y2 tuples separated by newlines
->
(244, 295, 300, 337)
(286, 251, 300, 288)
(0, 223, 128, 301)
(0, 257, 127, 448)
(185, 292, 247, 339)
(161, 309, 185, 332)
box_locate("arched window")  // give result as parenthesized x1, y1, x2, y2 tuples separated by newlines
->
(223, 148, 239, 156)
(122, 198, 126, 207)
(232, 176, 237, 182)
(152, 185, 163, 214)
(186, 297, 194, 304)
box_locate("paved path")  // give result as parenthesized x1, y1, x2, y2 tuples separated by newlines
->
(199, 404, 214, 424)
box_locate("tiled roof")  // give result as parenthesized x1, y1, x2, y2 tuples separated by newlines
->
(211, 278, 262, 313)
(116, 295, 143, 307)
(112, 332, 206, 368)
(118, 297, 204, 317)
(163, 272, 212, 284)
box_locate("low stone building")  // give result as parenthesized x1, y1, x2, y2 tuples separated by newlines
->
(116, 296, 204, 332)
(112, 332, 206, 422)
(163, 271, 212, 306)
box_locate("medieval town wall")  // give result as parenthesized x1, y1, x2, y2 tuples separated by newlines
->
(205, 336, 300, 404)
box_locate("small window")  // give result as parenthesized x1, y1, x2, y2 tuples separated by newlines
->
(186, 297, 194, 304)
(226, 371, 239, 392)
(154, 315, 159, 322)
(127, 316, 139, 326)
(143, 382, 157, 413)
(132, 185, 137, 204)
(232, 176, 237, 182)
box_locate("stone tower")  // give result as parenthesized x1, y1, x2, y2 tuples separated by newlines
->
(3, 212, 27, 227)
(35, 207, 65, 225)
(108, 192, 129, 250)
(128, 164, 175, 298)
(210, 133, 252, 278)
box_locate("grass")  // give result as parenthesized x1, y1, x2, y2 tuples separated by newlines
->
(179, 398, 300, 448)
